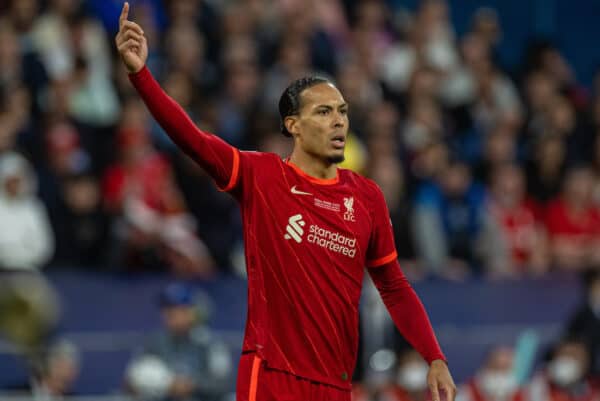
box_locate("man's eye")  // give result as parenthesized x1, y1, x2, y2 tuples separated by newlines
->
(340, 109, 348, 115)
(318, 109, 329, 115)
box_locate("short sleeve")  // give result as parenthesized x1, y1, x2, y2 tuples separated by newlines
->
(366, 183, 398, 268)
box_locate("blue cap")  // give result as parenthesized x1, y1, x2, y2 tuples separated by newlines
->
(159, 283, 193, 307)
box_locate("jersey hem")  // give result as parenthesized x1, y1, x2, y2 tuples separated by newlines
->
(242, 349, 353, 391)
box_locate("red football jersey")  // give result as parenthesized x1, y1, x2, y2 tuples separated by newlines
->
(228, 151, 397, 389)
(129, 66, 444, 391)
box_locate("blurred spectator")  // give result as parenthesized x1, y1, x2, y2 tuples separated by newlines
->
(102, 99, 214, 276)
(126, 283, 233, 401)
(368, 154, 417, 272)
(457, 345, 524, 401)
(402, 98, 444, 157)
(480, 163, 548, 278)
(0, 152, 54, 271)
(539, 96, 590, 166)
(380, 349, 430, 401)
(0, 19, 48, 111)
(50, 173, 109, 268)
(528, 338, 600, 401)
(413, 160, 486, 278)
(31, 0, 119, 126)
(214, 51, 261, 148)
(522, 41, 587, 110)
(590, 133, 600, 205)
(163, 22, 215, 91)
(544, 167, 600, 271)
(474, 124, 519, 185)
(335, 59, 382, 135)
(526, 135, 566, 203)
(408, 141, 450, 188)
(380, 0, 458, 95)
(31, 339, 80, 399)
(469, 8, 502, 50)
(567, 271, 600, 376)
(0, 86, 31, 156)
(37, 121, 91, 213)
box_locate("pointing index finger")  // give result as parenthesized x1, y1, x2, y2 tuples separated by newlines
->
(119, 2, 129, 28)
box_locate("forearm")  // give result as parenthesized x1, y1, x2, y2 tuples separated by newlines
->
(368, 261, 446, 364)
(128, 66, 237, 189)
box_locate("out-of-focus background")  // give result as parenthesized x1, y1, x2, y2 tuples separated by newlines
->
(1, 0, 600, 400)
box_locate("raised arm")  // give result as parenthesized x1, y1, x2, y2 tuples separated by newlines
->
(115, 3, 239, 191)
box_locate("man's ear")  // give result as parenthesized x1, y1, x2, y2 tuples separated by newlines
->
(284, 116, 299, 136)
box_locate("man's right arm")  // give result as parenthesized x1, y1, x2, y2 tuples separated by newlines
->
(116, 2, 239, 191)
(128, 67, 239, 191)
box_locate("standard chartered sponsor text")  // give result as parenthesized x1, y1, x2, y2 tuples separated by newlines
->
(308, 224, 356, 258)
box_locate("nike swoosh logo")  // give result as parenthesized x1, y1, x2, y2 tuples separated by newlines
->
(291, 185, 312, 196)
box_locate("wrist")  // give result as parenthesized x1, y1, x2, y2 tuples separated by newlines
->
(128, 64, 145, 74)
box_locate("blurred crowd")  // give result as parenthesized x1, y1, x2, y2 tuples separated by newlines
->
(2, 0, 600, 399)
(2, 0, 600, 280)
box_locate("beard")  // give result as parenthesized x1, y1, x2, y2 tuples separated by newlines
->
(327, 154, 345, 164)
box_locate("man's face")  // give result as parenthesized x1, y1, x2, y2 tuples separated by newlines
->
(289, 83, 349, 164)
(161, 305, 196, 335)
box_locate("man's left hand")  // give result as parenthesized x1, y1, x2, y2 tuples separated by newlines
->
(427, 359, 456, 401)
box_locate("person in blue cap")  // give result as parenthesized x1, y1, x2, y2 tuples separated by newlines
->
(126, 283, 234, 401)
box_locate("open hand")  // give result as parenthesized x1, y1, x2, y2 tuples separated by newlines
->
(428, 359, 457, 401)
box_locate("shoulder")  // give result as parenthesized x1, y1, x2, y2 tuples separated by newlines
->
(239, 150, 283, 167)
(339, 168, 380, 194)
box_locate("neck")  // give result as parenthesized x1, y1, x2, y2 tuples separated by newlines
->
(288, 150, 338, 180)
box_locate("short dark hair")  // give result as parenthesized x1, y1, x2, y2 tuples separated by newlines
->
(278, 76, 332, 137)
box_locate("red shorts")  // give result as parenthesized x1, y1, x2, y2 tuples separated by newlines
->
(236, 352, 351, 401)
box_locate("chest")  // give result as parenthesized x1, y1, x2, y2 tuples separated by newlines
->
(248, 172, 373, 263)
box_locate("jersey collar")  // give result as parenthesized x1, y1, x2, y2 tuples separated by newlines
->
(285, 159, 340, 185)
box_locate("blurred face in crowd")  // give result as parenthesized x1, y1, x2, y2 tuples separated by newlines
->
(547, 341, 588, 387)
(168, 0, 200, 23)
(477, 346, 517, 399)
(525, 72, 557, 112)
(225, 64, 260, 107)
(396, 350, 429, 392)
(0, 23, 20, 70)
(471, 8, 501, 46)
(547, 96, 575, 134)
(166, 24, 205, 75)
(355, 0, 387, 31)
(536, 136, 564, 173)
(563, 168, 593, 207)
(3, 174, 23, 198)
(418, 0, 449, 31)
(44, 345, 80, 396)
(409, 68, 439, 101)
(286, 83, 349, 164)
(441, 162, 471, 198)
(491, 164, 525, 207)
(0, 115, 18, 152)
(63, 176, 100, 214)
(484, 130, 516, 166)
(51, 0, 80, 17)
(461, 33, 490, 70)
(161, 305, 196, 336)
(10, 0, 39, 31)
(370, 155, 404, 208)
